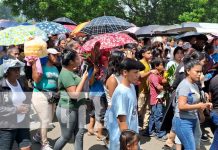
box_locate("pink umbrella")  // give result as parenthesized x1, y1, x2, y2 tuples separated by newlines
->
(82, 33, 137, 51)
(64, 25, 76, 31)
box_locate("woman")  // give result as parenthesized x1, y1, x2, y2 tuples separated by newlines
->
(31, 48, 60, 150)
(0, 58, 31, 150)
(104, 50, 124, 107)
(172, 56, 212, 150)
(166, 46, 184, 86)
(54, 49, 88, 150)
(56, 39, 66, 53)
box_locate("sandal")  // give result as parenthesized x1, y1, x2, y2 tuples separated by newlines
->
(96, 136, 107, 141)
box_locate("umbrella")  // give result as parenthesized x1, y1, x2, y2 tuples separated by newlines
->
(36, 21, 68, 35)
(64, 25, 76, 31)
(82, 33, 137, 51)
(53, 17, 77, 25)
(135, 25, 160, 36)
(0, 25, 48, 46)
(80, 16, 133, 35)
(0, 19, 20, 28)
(71, 21, 90, 36)
(175, 32, 208, 41)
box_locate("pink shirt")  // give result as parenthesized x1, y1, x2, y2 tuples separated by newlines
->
(148, 73, 163, 105)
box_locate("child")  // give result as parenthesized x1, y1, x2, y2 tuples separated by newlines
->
(148, 57, 167, 141)
(120, 130, 140, 150)
(107, 58, 144, 150)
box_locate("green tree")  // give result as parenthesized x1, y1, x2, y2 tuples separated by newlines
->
(0, 1, 14, 19)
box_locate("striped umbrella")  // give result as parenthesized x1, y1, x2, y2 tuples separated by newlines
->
(80, 16, 133, 35)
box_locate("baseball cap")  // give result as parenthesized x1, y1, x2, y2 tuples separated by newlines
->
(47, 48, 60, 54)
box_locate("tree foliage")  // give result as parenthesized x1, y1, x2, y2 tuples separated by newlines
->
(2, 0, 218, 26)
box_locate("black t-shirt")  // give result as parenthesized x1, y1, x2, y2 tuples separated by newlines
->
(209, 75, 218, 110)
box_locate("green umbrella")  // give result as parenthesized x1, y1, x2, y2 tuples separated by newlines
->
(0, 25, 48, 46)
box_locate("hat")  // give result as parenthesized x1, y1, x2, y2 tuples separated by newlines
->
(2, 58, 25, 74)
(47, 48, 60, 54)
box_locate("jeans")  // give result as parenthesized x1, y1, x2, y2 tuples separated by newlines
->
(210, 111, 218, 150)
(54, 106, 86, 150)
(148, 103, 166, 137)
(173, 117, 197, 150)
(0, 128, 31, 150)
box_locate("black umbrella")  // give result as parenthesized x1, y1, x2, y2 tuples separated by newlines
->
(80, 16, 133, 35)
(53, 17, 77, 25)
(135, 25, 160, 36)
(175, 32, 208, 41)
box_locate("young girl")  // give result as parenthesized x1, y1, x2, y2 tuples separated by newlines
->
(120, 130, 140, 150)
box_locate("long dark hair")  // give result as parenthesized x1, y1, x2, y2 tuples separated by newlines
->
(105, 50, 124, 82)
(120, 130, 139, 150)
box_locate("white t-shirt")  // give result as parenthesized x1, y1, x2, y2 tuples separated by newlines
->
(108, 84, 138, 150)
(6, 79, 26, 123)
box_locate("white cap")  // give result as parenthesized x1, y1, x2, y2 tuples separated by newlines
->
(3, 58, 25, 74)
(47, 48, 60, 54)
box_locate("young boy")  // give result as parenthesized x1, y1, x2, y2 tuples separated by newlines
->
(107, 58, 145, 150)
(148, 57, 167, 141)
(138, 46, 157, 131)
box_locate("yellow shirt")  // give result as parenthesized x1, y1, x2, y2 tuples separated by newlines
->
(139, 59, 151, 94)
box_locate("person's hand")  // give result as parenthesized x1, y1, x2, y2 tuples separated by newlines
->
(82, 70, 88, 79)
(29, 58, 37, 66)
(206, 102, 213, 110)
(16, 104, 30, 114)
(197, 102, 208, 111)
(93, 65, 99, 74)
(150, 69, 158, 75)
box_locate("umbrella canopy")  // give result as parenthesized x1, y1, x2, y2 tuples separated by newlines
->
(82, 33, 137, 51)
(53, 17, 77, 25)
(80, 16, 133, 35)
(71, 21, 90, 36)
(0, 19, 20, 28)
(64, 25, 76, 31)
(175, 32, 208, 41)
(0, 25, 48, 46)
(36, 21, 68, 35)
(135, 25, 160, 36)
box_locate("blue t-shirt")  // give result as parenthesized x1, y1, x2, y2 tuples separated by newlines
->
(88, 67, 105, 96)
(34, 65, 59, 91)
(107, 84, 139, 150)
(174, 79, 201, 119)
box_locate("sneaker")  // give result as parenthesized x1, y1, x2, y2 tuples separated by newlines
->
(41, 143, 53, 150)
(201, 134, 209, 142)
(157, 135, 168, 142)
(33, 133, 41, 144)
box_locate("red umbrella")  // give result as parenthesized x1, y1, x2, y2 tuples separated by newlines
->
(82, 33, 137, 51)
(64, 25, 76, 31)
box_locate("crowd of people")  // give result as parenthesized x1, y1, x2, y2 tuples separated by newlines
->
(0, 31, 218, 150)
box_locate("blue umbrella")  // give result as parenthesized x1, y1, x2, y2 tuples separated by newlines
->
(80, 16, 133, 35)
(0, 20, 19, 28)
(36, 21, 68, 35)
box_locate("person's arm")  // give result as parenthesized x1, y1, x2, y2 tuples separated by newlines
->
(178, 96, 211, 111)
(117, 115, 128, 131)
(89, 66, 98, 86)
(106, 76, 118, 98)
(32, 61, 42, 83)
(150, 74, 164, 91)
(140, 70, 158, 78)
(66, 71, 88, 99)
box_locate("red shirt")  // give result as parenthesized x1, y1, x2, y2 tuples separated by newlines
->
(148, 73, 163, 105)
